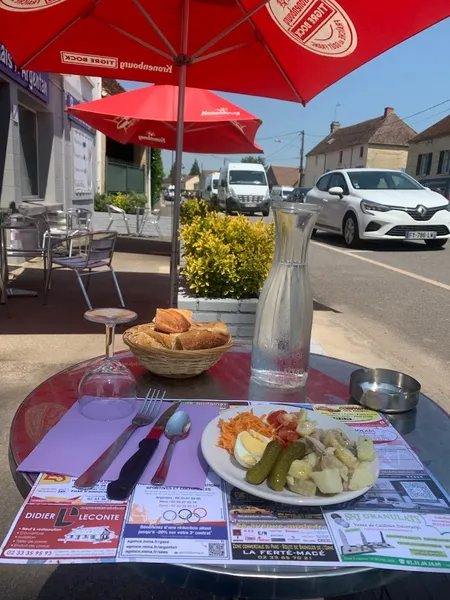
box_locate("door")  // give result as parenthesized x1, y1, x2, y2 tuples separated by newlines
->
(324, 172, 350, 230)
(310, 174, 331, 226)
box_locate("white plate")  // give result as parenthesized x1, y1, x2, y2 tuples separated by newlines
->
(201, 404, 379, 507)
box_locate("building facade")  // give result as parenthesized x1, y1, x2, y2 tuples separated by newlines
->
(304, 108, 416, 188)
(266, 165, 299, 189)
(406, 114, 450, 200)
(0, 43, 100, 212)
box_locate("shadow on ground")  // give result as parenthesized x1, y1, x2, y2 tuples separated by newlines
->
(0, 267, 170, 335)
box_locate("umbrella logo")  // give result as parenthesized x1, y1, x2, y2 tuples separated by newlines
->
(105, 116, 139, 132)
(268, 0, 357, 58)
(0, 0, 66, 11)
(201, 108, 241, 116)
(138, 131, 166, 144)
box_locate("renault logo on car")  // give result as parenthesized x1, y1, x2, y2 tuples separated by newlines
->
(416, 205, 427, 216)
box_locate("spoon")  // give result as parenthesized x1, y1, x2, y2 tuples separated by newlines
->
(151, 410, 191, 486)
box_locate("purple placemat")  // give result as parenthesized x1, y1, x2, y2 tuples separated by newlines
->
(18, 401, 218, 489)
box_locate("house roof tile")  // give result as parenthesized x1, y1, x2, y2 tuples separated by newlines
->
(307, 112, 416, 156)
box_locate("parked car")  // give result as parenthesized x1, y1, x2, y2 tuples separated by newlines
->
(306, 169, 450, 248)
(287, 187, 311, 202)
(202, 172, 220, 202)
(218, 162, 270, 216)
(271, 185, 294, 200)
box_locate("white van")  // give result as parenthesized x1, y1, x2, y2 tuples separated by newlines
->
(218, 162, 270, 216)
(203, 172, 220, 201)
(271, 185, 294, 200)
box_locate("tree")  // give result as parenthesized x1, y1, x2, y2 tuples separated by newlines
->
(150, 148, 164, 206)
(189, 158, 201, 176)
(169, 162, 176, 184)
(241, 156, 267, 168)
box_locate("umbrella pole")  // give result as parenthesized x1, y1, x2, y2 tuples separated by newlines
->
(169, 0, 189, 308)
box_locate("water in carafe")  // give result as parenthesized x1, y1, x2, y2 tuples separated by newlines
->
(251, 201, 321, 389)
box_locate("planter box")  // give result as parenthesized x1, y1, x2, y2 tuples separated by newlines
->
(178, 289, 258, 343)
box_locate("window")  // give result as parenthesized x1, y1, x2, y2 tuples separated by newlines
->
(327, 173, 349, 194)
(416, 152, 433, 176)
(348, 170, 423, 190)
(228, 170, 267, 185)
(316, 174, 331, 191)
(359, 146, 364, 158)
(339, 150, 343, 164)
(19, 105, 39, 197)
(315, 155, 319, 166)
(437, 150, 450, 175)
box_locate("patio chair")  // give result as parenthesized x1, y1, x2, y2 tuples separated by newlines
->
(43, 208, 92, 256)
(136, 207, 162, 237)
(66, 208, 92, 232)
(106, 204, 131, 235)
(45, 230, 124, 309)
(1, 214, 52, 304)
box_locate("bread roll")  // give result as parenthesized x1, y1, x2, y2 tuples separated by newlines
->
(154, 308, 190, 334)
(176, 329, 229, 350)
(134, 331, 166, 350)
(200, 321, 228, 333)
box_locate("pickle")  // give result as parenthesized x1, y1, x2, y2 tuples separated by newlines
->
(268, 441, 307, 492)
(245, 441, 282, 485)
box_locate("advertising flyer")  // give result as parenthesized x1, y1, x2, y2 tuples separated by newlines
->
(1, 402, 450, 573)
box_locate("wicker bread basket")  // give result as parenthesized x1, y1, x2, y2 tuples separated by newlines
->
(123, 324, 233, 378)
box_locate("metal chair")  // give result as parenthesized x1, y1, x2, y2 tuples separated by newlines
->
(106, 204, 131, 235)
(1, 214, 52, 304)
(136, 207, 162, 237)
(46, 230, 124, 309)
(66, 208, 92, 232)
(43, 208, 92, 256)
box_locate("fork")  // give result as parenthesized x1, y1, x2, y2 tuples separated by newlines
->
(74, 388, 166, 489)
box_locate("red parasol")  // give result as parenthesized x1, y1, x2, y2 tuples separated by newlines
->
(1, 0, 448, 304)
(66, 84, 263, 154)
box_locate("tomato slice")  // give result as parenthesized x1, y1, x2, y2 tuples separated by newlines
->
(277, 427, 300, 442)
(266, 410, 287, 427)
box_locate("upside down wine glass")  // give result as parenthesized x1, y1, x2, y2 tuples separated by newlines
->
(78, 308, 138, 421)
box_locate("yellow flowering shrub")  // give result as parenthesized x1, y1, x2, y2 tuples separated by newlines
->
(181, 212, 275, 298)
(180, 198, 216, 225)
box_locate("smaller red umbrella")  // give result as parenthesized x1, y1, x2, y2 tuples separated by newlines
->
(66, 84, 263, 155)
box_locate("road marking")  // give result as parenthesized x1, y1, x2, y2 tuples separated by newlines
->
(312, 241, 450, 292)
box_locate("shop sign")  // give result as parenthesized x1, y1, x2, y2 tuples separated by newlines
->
(0, 43, 49, 102)
(65, 92, 95, 134)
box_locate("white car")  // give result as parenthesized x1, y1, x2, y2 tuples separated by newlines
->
(306, 169, 450, 248)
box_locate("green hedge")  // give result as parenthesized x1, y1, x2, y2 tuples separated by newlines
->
(94, 192, 147, 214)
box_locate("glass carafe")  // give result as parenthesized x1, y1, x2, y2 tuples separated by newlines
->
(251, 201, 321, 389)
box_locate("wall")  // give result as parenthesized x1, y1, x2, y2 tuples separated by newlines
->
(366, 146, 408, 170)
(304, 145, 367, 187)
(0, 70, 100, 210)
(406, 135, 450, 181)
(63, 75, 99, 208)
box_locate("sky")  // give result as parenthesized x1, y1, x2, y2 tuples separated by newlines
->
(120, 18, 450, 176)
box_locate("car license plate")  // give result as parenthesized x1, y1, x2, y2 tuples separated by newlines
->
(405, 231, 437, 240)
(247, 203, 256, 208)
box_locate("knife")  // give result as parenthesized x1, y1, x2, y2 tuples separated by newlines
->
(106, 401, 181, 501)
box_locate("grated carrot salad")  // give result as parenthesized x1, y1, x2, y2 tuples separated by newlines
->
(217, 410, 276, 454)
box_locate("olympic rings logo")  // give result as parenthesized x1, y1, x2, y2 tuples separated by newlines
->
(162, 508, 207, 523)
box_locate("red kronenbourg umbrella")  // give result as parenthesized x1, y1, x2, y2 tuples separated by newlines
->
(1, 0, 448, 304)
(66, 85, 264, 155)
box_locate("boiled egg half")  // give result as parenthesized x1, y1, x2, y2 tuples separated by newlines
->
(234, 430, 272, 468)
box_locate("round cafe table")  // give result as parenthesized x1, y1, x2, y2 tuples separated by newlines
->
(9, 347, 450, 599)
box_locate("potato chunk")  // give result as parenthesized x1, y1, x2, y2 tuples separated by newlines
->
(349, 463, 377, 491)
(335, 446, 358, 469)
(288, 459, 313, 480)
(310, 468, 343, 495)
(357, 437, 376, 463)
(321, 454, 349, 481)
(286, 476, 317, 496)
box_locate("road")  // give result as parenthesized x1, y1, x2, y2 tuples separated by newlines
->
(164, 201, 449, 408)
(309, 232, 450, 409)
